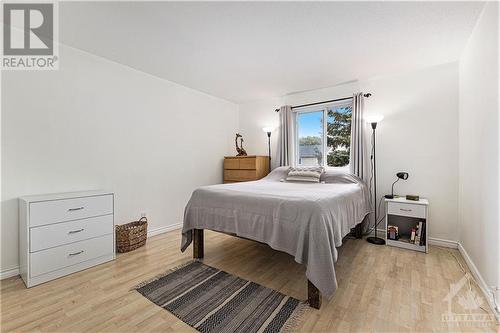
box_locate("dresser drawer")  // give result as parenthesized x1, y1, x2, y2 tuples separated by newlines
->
(30, 215, 113, 252)
(387, 202, 426, 219)
(239, 157, 256, 170)
(30, 234, 113, 278)
(30, 194, 113, 227)
(224, 158, 240, 170)
(224, 157, 257, 170)
(224, 169, 257, 181)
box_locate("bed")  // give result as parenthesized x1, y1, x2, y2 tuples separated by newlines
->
(181, 166, 371, 309)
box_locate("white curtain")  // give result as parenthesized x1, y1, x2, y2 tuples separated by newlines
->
(277, 105, 295, 167)
(350, 93, 372, 233)
(349, 93, 369, 183)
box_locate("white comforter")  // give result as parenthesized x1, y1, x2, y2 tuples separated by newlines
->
(181, 167, 371, 297)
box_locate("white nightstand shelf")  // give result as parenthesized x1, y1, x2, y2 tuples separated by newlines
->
(385, 197, 429, 253)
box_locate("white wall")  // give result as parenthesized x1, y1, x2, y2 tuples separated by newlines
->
(458, 0, 499, 302)
(239, 62, 459, 242)
(1, 44, 238, 273)
(238, 98, 283, 169)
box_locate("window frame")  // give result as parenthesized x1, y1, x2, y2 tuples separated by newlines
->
(293, 99, 353, 168)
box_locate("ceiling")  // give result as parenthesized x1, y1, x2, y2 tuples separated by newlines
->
(60, 1, 484, 104)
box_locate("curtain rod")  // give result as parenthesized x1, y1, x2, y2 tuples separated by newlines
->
(274, 93, 372, 112)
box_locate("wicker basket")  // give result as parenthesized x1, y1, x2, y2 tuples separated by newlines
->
(116, 217, 148, 253)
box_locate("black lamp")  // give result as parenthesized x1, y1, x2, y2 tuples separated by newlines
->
(262, 127, 274, 173)
(365, 115, 385, 246)
(385, 172, 409, 199)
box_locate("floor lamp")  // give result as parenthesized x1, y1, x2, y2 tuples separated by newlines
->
(262, 127, 274, 173)
(365, 115, 385, 245)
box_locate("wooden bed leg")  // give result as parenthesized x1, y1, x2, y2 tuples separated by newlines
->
(354, 223, 363, 239)
(193, 229, 204, 259)
(307, 280, 322, 309)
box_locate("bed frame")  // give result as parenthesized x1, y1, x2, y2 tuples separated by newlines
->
(191, 223, 363, 310)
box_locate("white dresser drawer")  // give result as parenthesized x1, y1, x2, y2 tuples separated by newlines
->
(29, 194, 113, 227)
(30, 234, 113, 278)
(387, 202, 426, 219)
(30, 215, 113, 252)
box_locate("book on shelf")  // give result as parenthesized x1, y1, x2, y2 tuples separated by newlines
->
(409, 221, 426, 246)
(419, 221, 426, 246)
(410, 228, 416, 243)
(387, 225, 399, 240)
(414, 221, 423, 245)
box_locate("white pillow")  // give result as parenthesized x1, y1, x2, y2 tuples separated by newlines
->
(265, 166, 291, 181)
(320, 168, 360, 184)
(286, 166, 324, 183)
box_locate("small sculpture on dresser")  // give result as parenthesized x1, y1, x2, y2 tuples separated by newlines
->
(235, 133, 247, 156)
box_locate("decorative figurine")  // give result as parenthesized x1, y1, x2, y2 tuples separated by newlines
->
(235, 133, 247, 156)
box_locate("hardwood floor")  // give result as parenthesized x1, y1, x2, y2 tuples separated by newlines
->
(1, 230, 498, 332)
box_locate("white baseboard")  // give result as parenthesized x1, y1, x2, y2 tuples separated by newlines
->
(458, 242, 500, 322)
(428, 237, 458, 248)
(0, 267, 20, 280)
(147, 223, 182, 238)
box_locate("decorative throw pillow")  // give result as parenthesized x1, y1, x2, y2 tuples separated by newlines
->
(286, 166, 324, 183)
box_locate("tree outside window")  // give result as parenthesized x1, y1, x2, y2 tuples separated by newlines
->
(327, 105, 352, 167)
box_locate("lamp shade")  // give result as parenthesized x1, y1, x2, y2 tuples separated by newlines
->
(262, 127, 275, 133)
(365, 115, 384, 123)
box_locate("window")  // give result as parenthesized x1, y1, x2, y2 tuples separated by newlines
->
(295, 101, 352, 168)
(297, 111, 324, 166)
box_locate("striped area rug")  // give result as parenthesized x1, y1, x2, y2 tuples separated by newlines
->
(134, 261, 308, 333)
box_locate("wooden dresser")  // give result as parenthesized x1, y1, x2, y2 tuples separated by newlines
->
(223, 156, 270, 183)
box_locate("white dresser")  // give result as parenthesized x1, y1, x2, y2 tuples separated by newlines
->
(19, 190, 115, 287)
